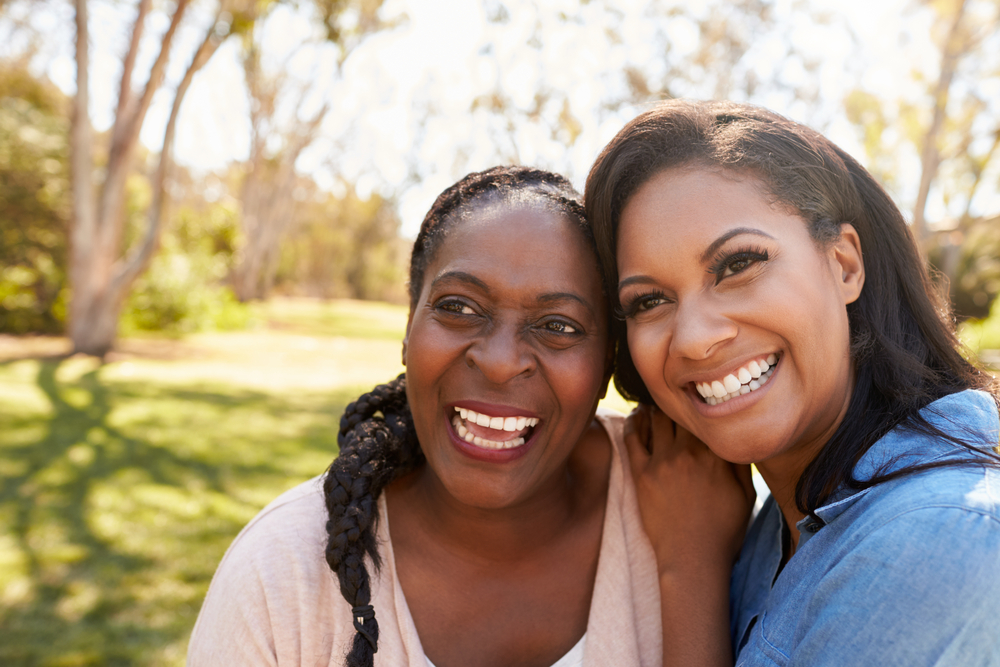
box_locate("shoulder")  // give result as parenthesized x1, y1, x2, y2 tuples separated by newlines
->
(187, 477, 345, 664)
(225, 476, 330, 564)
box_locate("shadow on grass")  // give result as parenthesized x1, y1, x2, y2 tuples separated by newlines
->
(0, 356, 367, 666)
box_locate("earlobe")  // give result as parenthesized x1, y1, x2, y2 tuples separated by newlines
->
(402, 311, 414, 366)
(833, 223, 865, 305)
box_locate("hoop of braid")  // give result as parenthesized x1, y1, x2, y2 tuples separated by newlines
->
(323, 374, 420, 667)
(323, 166, 592, 667)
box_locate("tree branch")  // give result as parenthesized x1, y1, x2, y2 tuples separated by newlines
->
(111, 0, 151, 143)
(912, 0, 968, 246)
(110, 16, 224, 297)
(98, 0, 191, 233)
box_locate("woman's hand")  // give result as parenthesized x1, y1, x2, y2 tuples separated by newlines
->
(623, 403, 756, 667)
(625, 403, 755, 572)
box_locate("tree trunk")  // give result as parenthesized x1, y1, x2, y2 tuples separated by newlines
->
(68, 0, 222, 356)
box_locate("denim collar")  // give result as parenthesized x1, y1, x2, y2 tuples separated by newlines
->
(796, 389, 999, 547)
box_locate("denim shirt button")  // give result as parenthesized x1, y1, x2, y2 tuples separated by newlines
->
(804, 519, 823, 534)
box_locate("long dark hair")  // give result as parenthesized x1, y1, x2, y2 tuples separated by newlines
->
(584, 99, 999, 518)
(323, 165, 592, 667)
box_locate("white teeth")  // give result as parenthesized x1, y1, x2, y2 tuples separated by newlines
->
(453, 414, 527, 449)
(451, 409, 537, 448)
(697, 354, 779, 405)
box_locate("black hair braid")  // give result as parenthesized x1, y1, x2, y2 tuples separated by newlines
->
(323, 374, 422, 667)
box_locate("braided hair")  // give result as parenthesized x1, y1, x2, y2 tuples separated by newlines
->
(323, 165, 593, 667)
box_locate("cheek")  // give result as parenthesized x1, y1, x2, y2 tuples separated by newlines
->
(626, 322, 668, 390)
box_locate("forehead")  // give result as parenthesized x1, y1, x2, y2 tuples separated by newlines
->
(618, 168, 806, 257)
(426, 206, 602, 299)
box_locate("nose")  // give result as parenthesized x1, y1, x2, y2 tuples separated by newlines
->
(667, 297, 738, 360)
(465, 322, 535, 384)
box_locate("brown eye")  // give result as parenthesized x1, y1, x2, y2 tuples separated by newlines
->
(438, 300, 475, 315)
(543, 320, 578, 334)
(723, 257, 752, 277)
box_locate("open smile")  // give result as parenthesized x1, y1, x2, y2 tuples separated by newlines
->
(450, 407, 539, 450)
(693, 353, 780, 405)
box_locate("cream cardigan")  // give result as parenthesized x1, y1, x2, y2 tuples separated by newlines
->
(186, 410, 662, 666)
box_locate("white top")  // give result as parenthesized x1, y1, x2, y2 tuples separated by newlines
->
(187, 409, 663, 666)
(425, 634, 586, 667)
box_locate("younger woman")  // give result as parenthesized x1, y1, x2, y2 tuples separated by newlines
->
(586, 100, 1000, 666)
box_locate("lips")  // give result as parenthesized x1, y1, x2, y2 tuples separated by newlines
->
(693, 353, 780, 405)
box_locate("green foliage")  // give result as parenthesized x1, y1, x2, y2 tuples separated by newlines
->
(121, 202, 250, 334)
(928, 217, 1000, 320)
(960, 296, 1000, 353)
(274, 185, 408, 303)
(0, 69, 70, 334)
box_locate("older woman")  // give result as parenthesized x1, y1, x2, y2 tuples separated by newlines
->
(187, 166, 752, 667)
(586, 100, 1000, 666)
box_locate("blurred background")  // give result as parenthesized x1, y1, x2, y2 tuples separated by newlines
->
(1, 0, 999, 663)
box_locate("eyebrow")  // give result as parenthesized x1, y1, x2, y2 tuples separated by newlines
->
(536, 292, 596, 316)
(618, 227, 776, 294)
(431, 273, 595, 316)
(699, 227, 776, 264)
(430, 271, 490, 293)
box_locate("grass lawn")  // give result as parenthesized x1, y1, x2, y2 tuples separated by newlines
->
(0, 298, 631, 666)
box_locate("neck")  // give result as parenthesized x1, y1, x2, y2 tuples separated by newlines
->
(756, 461, 807, 551)
(390, 463, 583, 562)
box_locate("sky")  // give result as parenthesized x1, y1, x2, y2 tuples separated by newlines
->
(3, 0, 996, 237)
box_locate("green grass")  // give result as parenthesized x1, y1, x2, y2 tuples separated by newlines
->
(0, 298, 631, 666)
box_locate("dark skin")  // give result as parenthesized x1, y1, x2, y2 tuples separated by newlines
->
(386, 205, 614, 667)
(387, 422, 610, 667)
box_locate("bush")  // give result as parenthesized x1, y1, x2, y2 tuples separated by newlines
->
(0, 88, 70, 334)
(959, 298, 1000, 354)
(121, 202, 250, 334)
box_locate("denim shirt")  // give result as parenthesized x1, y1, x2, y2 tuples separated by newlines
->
(731, 390, 1000, 666)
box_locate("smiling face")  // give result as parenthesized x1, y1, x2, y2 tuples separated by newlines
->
(616, 168, 864, 482)
(403, 204, 610, 509)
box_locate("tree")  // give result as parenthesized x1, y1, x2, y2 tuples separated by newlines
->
(845, 0, 1000, 317)
(68, 0, 242, 355)
(229, 0, 388, 301)
(229, 37, 329, 301)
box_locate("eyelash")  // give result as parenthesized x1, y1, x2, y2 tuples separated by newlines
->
(436, 299, 582, 337)
(436, 299, 476, 316)
(618, 246, 770, 318)
(616, 289, 669, 320)
(708, 245, 769, 283)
